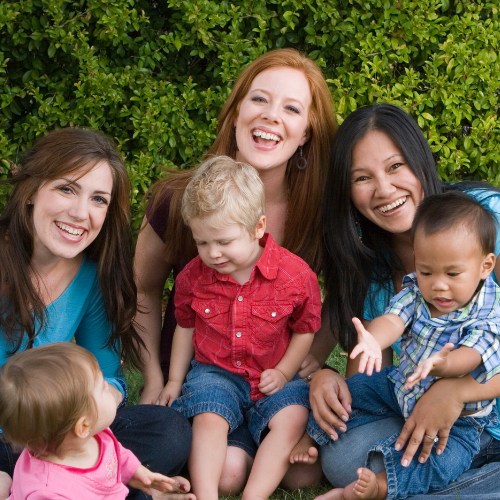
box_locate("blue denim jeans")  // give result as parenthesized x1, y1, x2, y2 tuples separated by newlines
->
(312, 368, 500, 500)
(172, 360, 310, 444)
(0, 405, 192, 500)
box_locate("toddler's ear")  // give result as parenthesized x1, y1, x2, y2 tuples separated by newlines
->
(254, 215, 266, 239)
(480, 253, 496, 279)
(74, 416, 93, 439)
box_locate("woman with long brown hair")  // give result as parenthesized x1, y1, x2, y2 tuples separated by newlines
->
(0, 128, 193, 500)
(135, 48, 337, 492)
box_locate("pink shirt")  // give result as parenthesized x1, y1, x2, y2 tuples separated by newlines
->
(9, 428, 141, 499)
(175, 233, 322, 400)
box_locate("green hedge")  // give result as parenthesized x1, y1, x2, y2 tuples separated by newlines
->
(1, 0, 500, 231)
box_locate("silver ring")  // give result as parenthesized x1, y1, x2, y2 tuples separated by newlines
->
(425, 435, 439, 443)
(306, 375, 312, 382)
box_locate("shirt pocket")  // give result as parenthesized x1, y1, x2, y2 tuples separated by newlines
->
(250, 302, 293, 346)
(192, 299, 231, 336)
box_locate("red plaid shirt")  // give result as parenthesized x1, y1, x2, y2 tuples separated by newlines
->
(175, 233, 322, 400)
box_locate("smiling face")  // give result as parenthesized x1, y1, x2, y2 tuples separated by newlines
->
(189, 216, 266, 285)
(31, 161, 113, 265)
(414, 227, 495, 317)
(350, 130, 424, 235)
(234, 67, 311, 175)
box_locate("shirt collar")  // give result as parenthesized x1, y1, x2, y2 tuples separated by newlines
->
(199, 233, 279, 285)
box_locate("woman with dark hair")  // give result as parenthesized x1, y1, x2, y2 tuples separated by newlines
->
(310, 104, 500, 500)
(134, 48, 337, 492)
(0, 128, 193, 500)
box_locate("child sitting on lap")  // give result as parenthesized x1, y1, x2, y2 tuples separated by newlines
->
(308, 191, 500, 500)
(0, 343, 187, 499)
(156, 156, 321, 500)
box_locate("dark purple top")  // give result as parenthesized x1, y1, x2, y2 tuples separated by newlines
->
(146, 196, 189, 382)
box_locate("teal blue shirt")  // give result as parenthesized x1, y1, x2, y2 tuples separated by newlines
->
(0, 255, 126, 400)
(361, 188, 500, 438)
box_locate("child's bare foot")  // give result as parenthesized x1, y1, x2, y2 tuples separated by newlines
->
(290, 431, 318, 464)
(0, 471, 12, 499)
(152, 476, 196, 500)
(343, 468, 387, 500)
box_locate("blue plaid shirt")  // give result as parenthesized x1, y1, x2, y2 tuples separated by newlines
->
(387, 273, 500, 418)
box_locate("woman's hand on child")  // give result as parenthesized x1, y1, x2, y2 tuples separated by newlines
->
(155, 381, 182, 406)
(259, 368, 288, 395)
(129, 465, 176, 494)
(405, 343, 454, 390)
(350, 317, 382, 376)
(309, 369, 351, 438)
(395, 377, 463, 464)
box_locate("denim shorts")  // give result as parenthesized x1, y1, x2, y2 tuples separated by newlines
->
(171, 360, 310, 445)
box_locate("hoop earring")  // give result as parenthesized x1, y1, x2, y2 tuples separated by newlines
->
(296, 146, 307, 170)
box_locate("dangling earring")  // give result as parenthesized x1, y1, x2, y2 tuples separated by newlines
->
(296, 146, 307, 170)
(353, 209, 363, 241)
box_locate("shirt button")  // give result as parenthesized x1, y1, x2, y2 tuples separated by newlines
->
(204, 308, 210, 314)
(236, 332, 242, 338)
(238, 296, 243, 301)
(271, 311, 277, 317)
(236, 361, 241, 366)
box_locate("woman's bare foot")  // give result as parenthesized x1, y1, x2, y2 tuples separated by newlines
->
(152, 476, 197, 500)
(290, 431, 318, 464)
(0, 471, 12, 499)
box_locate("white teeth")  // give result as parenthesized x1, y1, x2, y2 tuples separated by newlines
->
(378, 196, 407, 213)
(56, 222, 84, 236)
(253, 130, 281, 142)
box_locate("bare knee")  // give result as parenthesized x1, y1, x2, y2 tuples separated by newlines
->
(218, 446, 253, 496)
(281, 461, 324, 489)
(268, 405, 309, 440)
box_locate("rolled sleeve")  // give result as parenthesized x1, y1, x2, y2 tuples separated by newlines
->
(461, 324, 500, 383)
(385, 286, 417, 327)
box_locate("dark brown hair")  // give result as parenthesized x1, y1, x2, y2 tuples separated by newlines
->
(147, 49, 337, 273)
(411, 190, 496, 254)
(0, 343, 100, 457)
(0, 128, 144, 368)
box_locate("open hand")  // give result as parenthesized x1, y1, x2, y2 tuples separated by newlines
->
(405, 343, 454, 390)
(349, 317, 382, 375)
(129, 465, 176, 495)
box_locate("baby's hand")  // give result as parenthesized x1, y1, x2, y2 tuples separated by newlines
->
(405, 343, 454, 390)
(155, 381, 182, 407)
(259, 368, 288, 396)
(129, 464, 176, 494)
(350, 317, 382, 376)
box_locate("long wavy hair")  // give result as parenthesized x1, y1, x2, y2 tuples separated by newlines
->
(147, 48, 337, 273)
(322, 104, 443, 353)
(0, 128, 144, 368)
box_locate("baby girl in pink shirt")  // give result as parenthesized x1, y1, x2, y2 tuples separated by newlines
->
(0, 343, 178, 499)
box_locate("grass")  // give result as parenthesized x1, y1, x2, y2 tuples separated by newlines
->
(124, 344, 349, 499)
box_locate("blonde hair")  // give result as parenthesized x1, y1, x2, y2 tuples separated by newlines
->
(147, 49, 337, 273)
(182, 156, 265, 234)
(0, 343, 101, 457)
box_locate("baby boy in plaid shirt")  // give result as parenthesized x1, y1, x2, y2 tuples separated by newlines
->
(157, 156, 321, 500)
(327, 191, 500, 500)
